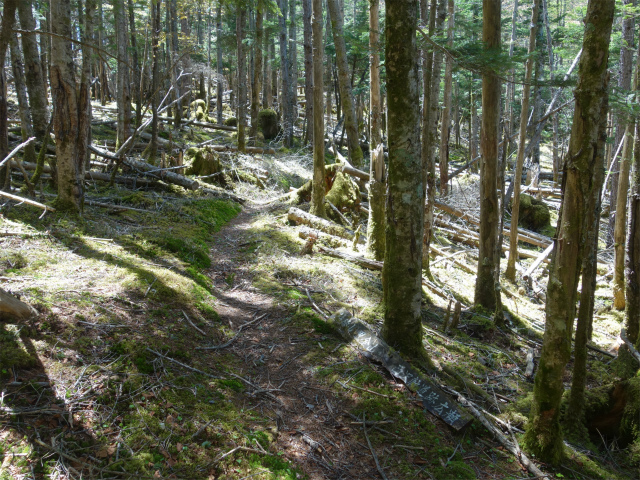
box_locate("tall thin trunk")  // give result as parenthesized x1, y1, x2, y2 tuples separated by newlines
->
(128, 0, 142, 127)
(302, 0, 313, 145)
(216, 4, 223, 124)
(144, 0, 161, 163)
(506, 0, 541, 281)
(17, 2, 49, 140)
(115, 0, 131, 148)
(251, 2, 263, 143)
(608, 0, 635, 247)
(10, 32, 38, 168)
(366, 0, 384, 260)
(0, 0, 18, 185)
(381, 0, 424, 357)
(310, 0, 325, 218)
(237, 7, 247, 153)
(327, 0, 364, 167)
(524, 0, 614, 464)
(78, 0, 95, 172)
(169, 0, 182, 128)
(438, 0, 454, 195)
(474, 0, 501, 312)
(614, 123, 634, 309)
(289, 0, 297, 126)
(263, 15, 272, 109)
(278, 0, 293, 146)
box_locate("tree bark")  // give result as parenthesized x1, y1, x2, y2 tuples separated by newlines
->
(614, 123, 634, 309)
(216, 4, 223, 124)
(0, 0, 18, 187)
(128, 0, 141, 127)
(236, 7, 247, 153)
(327, 0, 364, 168)
(474, 0, 501, 312)
(381, 0, 424, 357)
(302, 0, 313, 145)
(310, 0, 325, 218)
(17, 2, 50, 140)
(506, 0, 541, 281)
(250, 2, 264, 144)
(365, 0, 384, 260)
(524, 0, 614, 464)
(438, 0, 454, 195)
(115, 0, 131, 148)
(278, 0, 294, 147)
(143, 0, 161, 163)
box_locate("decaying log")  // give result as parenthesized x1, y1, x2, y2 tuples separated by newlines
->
(288, 207, 355, 240)
(299, 225, 351, 249)
(0, 288, 37, 321)
(316, 245, 382, 270)
(430, 244, 475, 274)
(123, 158, 200, 190)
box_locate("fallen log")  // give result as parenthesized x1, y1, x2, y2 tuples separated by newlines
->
(523, 243, 554, 283)
(0, 287, 37, 321)
(288, 207, 355, 240)
(298, 226, 350, 249)
(0, 190, 55, 213)
(430, 245, 475, 274)
(316, 245, 382, 270)
(123, 158, 200, 190)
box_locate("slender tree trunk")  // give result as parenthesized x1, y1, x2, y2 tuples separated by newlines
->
(263, 16, 272, 109)
(438, 0, 454, 195)
(382, 0, 424, 357)
(422, 0, 446, 276)
(506, 0, 541, 281)
(302, 0, 313, 145)
(524, 0, 614, 464)
(474, 0, 501, 313)
(10, 33, 38, 168)
(0, 0, 18, 187)
(17, 2, 49, 140)
(310, 0, 325, 218)
(78, 0, 95, 172)
(128, 0, 142, 127)
(237, 7, 247, 153)
(251, 2, 263, 143)
(115, 0, 131, 148)
(144, 0, 161, 163)
(216, 4, 223, 124)
(327, 0, 364, 167)
(366, 0, 384, 260)
(608, 0, 635, 247)
(289, 0, 297, 128)
(627, 109, 640, 350)
(614, 123, 634, 309)
(278, 0, 293, 146)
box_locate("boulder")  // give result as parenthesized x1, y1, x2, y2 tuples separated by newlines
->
(258, 109, 279, 140)
(514, 193, 551, 233)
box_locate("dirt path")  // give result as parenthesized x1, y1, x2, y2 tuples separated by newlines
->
(203, 203, 384, 479)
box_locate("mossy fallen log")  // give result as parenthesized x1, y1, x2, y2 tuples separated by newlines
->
(288, 207, 355, 240)
(0, 288, 37, 322)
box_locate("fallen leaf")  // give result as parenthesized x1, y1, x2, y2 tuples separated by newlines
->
(176, 442, 183, 452)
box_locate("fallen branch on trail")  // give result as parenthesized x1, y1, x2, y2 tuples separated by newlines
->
(0, 287, 38, 321)
(288, 207, 355, 241)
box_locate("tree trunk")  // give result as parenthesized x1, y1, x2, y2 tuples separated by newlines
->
(78, 0, 95, 173)
(50, 0, 83, 211)
(115, 0, 131, 148)
(302, 0, 313, 145)
(143, 0, 161, 163)
(506, 0, 541, 281)
(216, 4, 223, 124)
(327, 0, 364, 168)
(10, 32, 37, 168)
(17, 2, 49, 140)
(627, 107, 640, 349)
(474, 0, 501, 312)
(128, 0, 141, 127)
(422, 0, 446, 276)
(366, 0, 384, 260)
(250, 3, 263, 145)
(288, 0, 297, 124)
(236, 7, 247, 153)
(0, 0, 18, 187)
(438, 0, 454, 195)
(381, 0, 424, 357)
(607, 0, 635, 247)
(614, 123, 634, 310)
(310, 0, 325, 218)
(524, 0, 614, 464)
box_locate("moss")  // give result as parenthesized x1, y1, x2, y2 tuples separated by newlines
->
(224, 117, 237, 127)
(325, 171, 360, 222)
(0, 325, 38, 371)
(514, 194, 552, 233)
(258, 109, 279, 140)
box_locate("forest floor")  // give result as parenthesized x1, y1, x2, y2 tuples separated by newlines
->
(0, 116, 636, 479)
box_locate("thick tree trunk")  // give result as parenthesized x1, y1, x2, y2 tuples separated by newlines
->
(0, 0, 18, 187)
(327, 0, 364, 168)
(506, 0, 541, 281)
(474, 0, 501, 312)
(381, 0, 424, 357)
(17, 2, 49, 140)
(438, 0, 454, 195)
(366, 0, 384, 260)
(310, 0, 325, 218)
(250, 3, 263, 144)
(524, 0, 614, 464)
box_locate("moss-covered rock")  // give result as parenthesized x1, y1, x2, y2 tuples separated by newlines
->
(185, 146, 231, 188)
(223, 117, 237, 127)
(191, 99, 207, 121)
(258, 109, 279, 140)
(513, 193, 551, 233)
